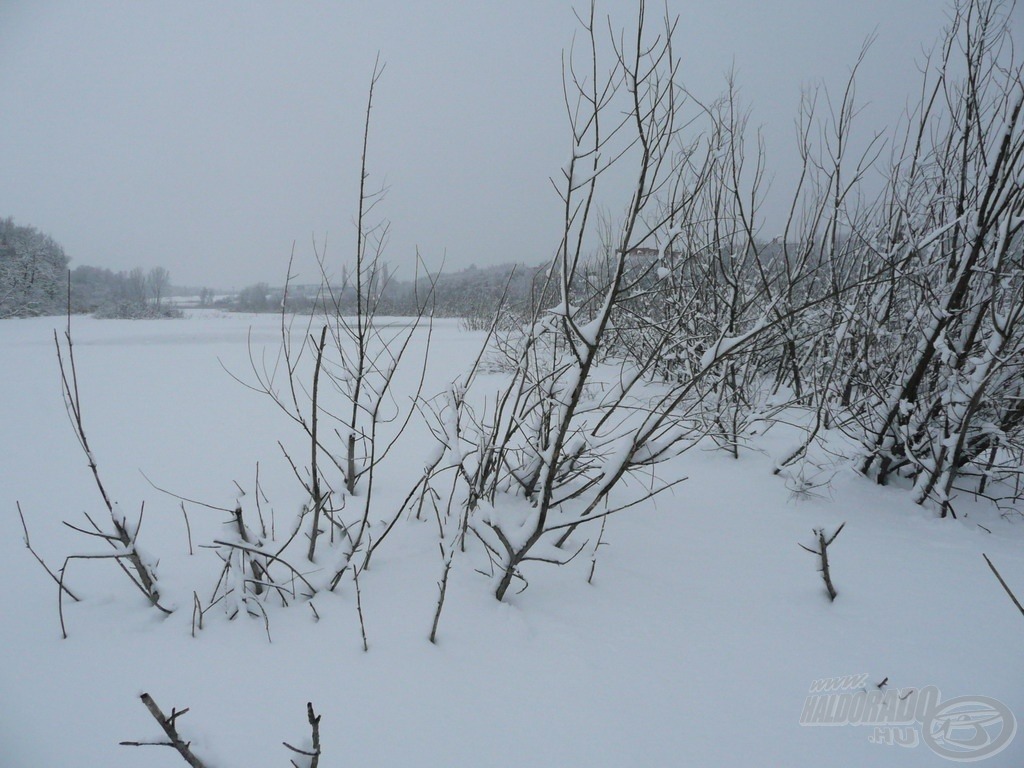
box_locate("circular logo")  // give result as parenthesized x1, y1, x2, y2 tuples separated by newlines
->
(922, 695, 1017, 762)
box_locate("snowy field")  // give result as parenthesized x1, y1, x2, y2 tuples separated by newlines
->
(2, 310, 1022, 767)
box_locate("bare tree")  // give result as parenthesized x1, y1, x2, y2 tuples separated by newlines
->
(849, 0, 1024, 515)
(126, 266, 147, 305)
(416, 2, 843, 602)
(49, 304, 172, 636)
(148, 266, 170, 308)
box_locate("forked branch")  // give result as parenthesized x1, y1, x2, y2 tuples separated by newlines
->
(120, 692, 209, 768)
(799, 522, 845, 601)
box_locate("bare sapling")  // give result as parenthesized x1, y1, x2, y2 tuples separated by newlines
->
(205, 57, 437, 648)
(414, 2, 718, 602)
(43, 287, 172, 636)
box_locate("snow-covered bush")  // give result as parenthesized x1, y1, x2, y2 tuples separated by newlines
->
(844, 0, 1024, 515)
(0, 217, 69, 318)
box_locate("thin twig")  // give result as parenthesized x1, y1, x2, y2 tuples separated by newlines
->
(180, 502, 194, 556)
(983, 553, 1024, 618)
(17, 501, 80, 601)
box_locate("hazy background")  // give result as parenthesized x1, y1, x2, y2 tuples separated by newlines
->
(0, 1, 993, 288)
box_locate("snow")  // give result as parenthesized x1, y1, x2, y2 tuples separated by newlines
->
(700, 314, 770, 370)
(1, 311, 1023, 766)
(545, 300, 580, 318)
(657, 227, 683, 262)
(576, 317, 602, 346)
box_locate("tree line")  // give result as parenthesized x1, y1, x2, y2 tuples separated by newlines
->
(231, 260, 547, 320)
(0, 217, 179, 319)
(1, 212, 546, 321)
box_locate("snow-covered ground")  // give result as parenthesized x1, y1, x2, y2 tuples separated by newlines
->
(1, 311, 1021, 766)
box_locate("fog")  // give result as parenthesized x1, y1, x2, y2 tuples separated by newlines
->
(0, 1, 968, 287)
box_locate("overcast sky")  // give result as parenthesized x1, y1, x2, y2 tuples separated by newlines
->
(0, 1, 999, 288)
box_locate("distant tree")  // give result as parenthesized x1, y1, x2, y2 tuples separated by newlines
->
(126, 267, 147, 305)
(237, 282, 270, 312)
(70, 265, 119, 312)
(148, 267, 170, 308)
(73, 263, 181, 319)
(198, 287, 214, 307)
(0, 218, 70, 318)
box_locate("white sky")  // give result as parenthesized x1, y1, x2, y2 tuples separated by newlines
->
(0, 1, 998, 288)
